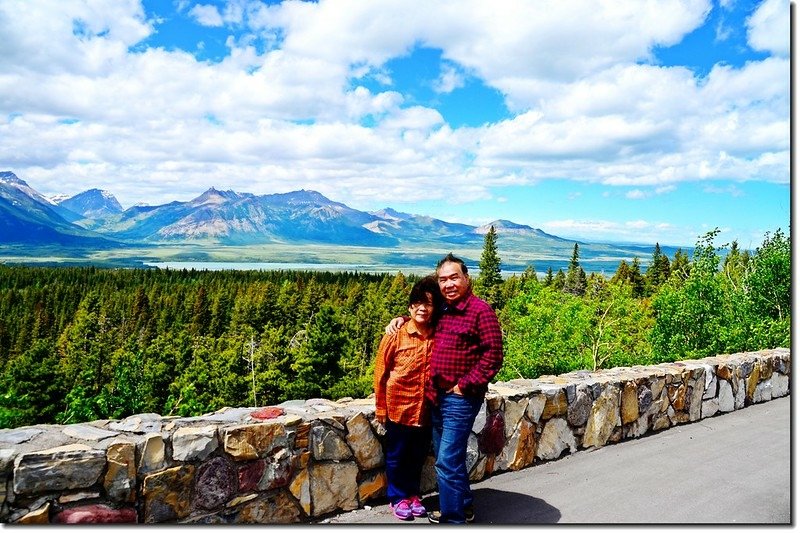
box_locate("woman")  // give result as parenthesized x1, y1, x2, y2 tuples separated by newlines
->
(373, 275, 441, 521)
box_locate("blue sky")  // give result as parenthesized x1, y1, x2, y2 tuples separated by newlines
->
(0, 0, 789, 247)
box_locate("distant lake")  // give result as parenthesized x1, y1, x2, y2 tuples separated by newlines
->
(142, 261, 614, 277)
(143, 261, 432, 274)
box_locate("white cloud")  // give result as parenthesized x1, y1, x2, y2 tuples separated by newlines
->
(541, 218, 689, 245)
(433, 63, 465, 94)
(747, 0, 789, 57)
(626, 190, 647, 199)
(189, 4, 224, 27)
(0, 0, 787, 231)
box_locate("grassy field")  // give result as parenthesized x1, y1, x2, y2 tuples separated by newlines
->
(0, 239, 656, 275)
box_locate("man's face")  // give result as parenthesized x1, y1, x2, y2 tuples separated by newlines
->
(437, 261, 469, 304)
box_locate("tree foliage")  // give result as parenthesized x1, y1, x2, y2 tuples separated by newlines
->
(475, 226, 504, 309)
(0, 227, 789, 429)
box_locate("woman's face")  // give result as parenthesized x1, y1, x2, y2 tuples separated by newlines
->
(408, 292, 435, 326)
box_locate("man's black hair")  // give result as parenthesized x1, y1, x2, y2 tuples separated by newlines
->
(436, 252, 468, 275)
(408, 275, 442, 308)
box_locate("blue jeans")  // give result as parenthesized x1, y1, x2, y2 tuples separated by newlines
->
(431, 391, 483, 523)
(384, 420, 431, 505)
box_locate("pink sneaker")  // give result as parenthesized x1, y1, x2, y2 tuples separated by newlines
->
(409, 496, 427, 517)
(390, 499, 414, 521)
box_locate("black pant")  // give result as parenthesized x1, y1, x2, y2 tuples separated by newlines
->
(385, 420, 431, 505)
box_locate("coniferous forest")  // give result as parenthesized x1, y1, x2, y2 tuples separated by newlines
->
(0, 228, 789, 429)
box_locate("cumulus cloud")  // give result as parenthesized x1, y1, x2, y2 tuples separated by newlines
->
(433, 63, 465, 94)
(189, 4, 224, 27)
(541, 218, 693, 245)
(0, 0, 788, 229)
(747, 0, 789, 56)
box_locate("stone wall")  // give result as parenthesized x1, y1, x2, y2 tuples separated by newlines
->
(0, 348, 789, 524)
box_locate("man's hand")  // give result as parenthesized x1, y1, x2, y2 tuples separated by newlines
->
(449, 384, 463, 396)
(385, 316, 406, 334)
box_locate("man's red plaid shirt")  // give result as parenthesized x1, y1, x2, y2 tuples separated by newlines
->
(425, 292, 504, 403)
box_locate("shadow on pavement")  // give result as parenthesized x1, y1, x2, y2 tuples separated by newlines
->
(421, 488, 561, 525)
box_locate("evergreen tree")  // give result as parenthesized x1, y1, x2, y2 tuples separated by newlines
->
(629, 258, 645, 298)
(610, 260, 631, 286)
(644, 243, 671, 295)
(520, 265, 538, 286)
(287, 304, 349, 399)
(553, 269, 566, 291)
(476, 226, 504, 308)
(563, 243, 587, 296)
(585, 272, 607, 298)
(543, 267, 554, 287)
(670, 249, 691, 282)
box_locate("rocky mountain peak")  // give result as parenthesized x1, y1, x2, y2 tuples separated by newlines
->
(0, 171, 26, 186)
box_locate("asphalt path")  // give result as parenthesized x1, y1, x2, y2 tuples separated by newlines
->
(321, 395, 791, 525)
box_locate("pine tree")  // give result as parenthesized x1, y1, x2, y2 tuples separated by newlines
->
(543, 267, 554, 287)
(670, 249, 691, 282)
(553, 269, 566, 291)
(644, 243, 671, 295)
(563, 243, 587, 296)
(610, 260, 631, 286)
(629, 258, 645, 298)
(476, 226, 504, 308)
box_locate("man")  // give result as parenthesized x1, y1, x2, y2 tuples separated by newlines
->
(388, 253, 504, 524)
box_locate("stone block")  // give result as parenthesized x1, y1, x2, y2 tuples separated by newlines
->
(54, 504, 137, 524)
(420, 455, 438, 493)
(717, 380, 735, 412)
(621, 381, 639, 425)
(345, 413, 383, 470)
(16, 502, 50, 524)
(224, 422, 288, 461)
(504, 397, 529, 437)
(582, 385, 619, 448)
(172, 426, 218, 462)
(62, 425, 119, 441)
(754, 380, 773, 403)
(687, 379, 704, 422)
(701, 365, 717, 400)
(237, 491, 302, 524)
(194, 457, 236, 511)
(526, 393, 547, 424)
(541, 388, 568, 419)
(105, 440, 136, 503)
(310, 425, 352, 461)
(358, 470, 386, 503)
(289, 468, 311, 516)
(567, 387, 591, 427)
(138, 433, 165, 474)
(309, 462, 358, 516)
(143, 465, 196, 523)
(772, 374, 789, 397)
(537, 417, 575, 461)
(258, 448, 294, 491)
(477, 411, 505, 455)
(238, 460, 265, 492)
(13, 444, 105, 495)
(702, 398, 719, 419)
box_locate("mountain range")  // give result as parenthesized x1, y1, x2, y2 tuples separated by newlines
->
(0, 170, 666, 272)
(0, 171, 569, 249)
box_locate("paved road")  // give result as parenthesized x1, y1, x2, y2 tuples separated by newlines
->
(323, 396, 791, 525)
